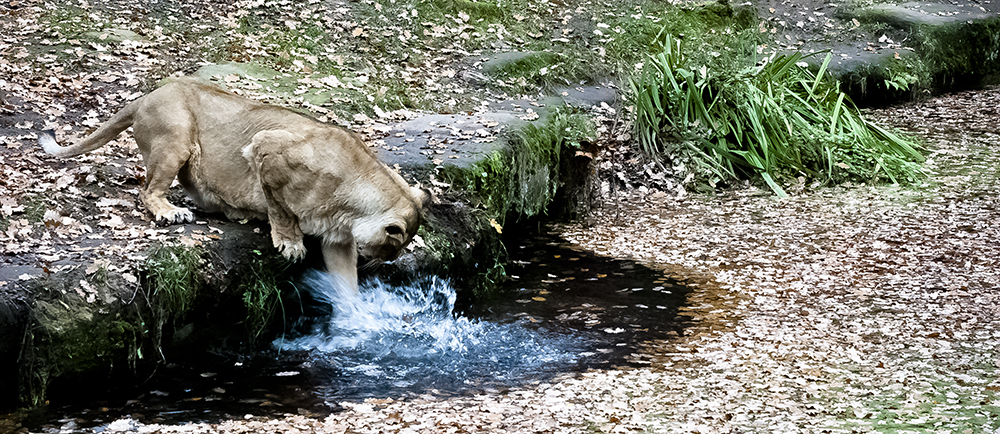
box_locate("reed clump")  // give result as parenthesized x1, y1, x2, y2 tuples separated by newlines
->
(631, 34, 926, 196)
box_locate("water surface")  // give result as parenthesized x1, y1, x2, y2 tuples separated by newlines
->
(17, 233, 692, 430)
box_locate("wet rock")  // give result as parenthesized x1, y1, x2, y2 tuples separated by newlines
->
(761, 0, 1000, 105)
(856, 2, 1000, 88)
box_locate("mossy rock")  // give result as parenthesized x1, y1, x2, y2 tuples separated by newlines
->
(376, 97, 601, 296)
(855, 2, 1000, 92)
(82, 28, 145, 44)
(0, 218, 292, 408)
(794, 45, 927, 105)
(13, 268, 146, 407)
(480, 51, 562, 86)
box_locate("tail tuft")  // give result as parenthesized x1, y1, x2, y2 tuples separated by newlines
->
(38, 130, 62, 155)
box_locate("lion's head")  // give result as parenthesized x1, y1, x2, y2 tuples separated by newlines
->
(353, 186, 431, 263)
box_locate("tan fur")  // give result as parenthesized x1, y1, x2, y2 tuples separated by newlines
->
(40, 77, 430, 292)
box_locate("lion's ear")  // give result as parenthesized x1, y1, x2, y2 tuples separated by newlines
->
(411, 186, 432, 210)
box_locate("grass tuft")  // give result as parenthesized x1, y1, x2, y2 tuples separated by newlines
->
(146, 243, 202, 315)
(241, 250, 293, 341)
(144, 242, 202, 358)
(631, 34, 926, 195)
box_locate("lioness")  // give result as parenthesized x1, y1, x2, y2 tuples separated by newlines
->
(40, 77, 429, 292)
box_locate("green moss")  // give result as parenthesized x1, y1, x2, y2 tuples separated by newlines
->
(832, 51, 931, 104)
(23, 243, 206, 405)
(510, 110, 594, 217)
(21, 195, 47, 225)
(446, 150, 515, 223)
(34, 301, 125, 369)
(424, 164, 510, 296)
(434, 0, 504, 20)
(416, 205, 505, 298)
(430, 108, 593, 296)
(917, 18, 1000, 85)
(20, 272, 146, 407)
(482, 51, 567, 92)
(409, 108, 595, 297)
(441, 108, 592, 225)
(42, 6, 109, 40)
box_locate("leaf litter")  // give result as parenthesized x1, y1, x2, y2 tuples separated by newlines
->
(17, 92, 998, 434)
(3, 0, 1000, 431)
(556, 87, 1000, 432)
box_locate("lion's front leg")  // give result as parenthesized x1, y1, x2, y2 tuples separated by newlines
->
(250, 130, 308, 262)
(259, 187, 305, 261)
(257, 165, 305, 261)
(322, 240, 359, 293)
(268, 215, 306, 262)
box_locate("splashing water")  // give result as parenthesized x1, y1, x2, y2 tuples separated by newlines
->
(15, 235, 691, 429)
(275, 271, 582, 396)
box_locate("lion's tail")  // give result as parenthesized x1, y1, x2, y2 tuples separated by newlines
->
(39, 97, 142, 157)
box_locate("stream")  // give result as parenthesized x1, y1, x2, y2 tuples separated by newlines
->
(17, 232, 692, 432)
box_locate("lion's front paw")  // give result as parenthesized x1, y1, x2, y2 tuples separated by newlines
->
(277, 239, 307, 262)
(157, 207, 194, 224)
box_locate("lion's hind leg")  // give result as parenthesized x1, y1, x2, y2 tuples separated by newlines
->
(142, 174, 195, 224)
(138, 134, 195, 224)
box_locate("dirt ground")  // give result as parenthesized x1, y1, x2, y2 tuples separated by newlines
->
(4, 0, 1000, 432)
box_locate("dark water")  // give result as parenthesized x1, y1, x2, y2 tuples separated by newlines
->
(15, 233, 691, 431)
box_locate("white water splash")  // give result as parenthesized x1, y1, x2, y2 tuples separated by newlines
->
(274, 271, 579, 389)
(276, 271, 482, 355)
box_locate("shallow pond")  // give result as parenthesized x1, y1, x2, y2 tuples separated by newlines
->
(16, 232, 691, 431)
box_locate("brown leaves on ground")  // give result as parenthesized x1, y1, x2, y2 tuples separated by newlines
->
(555, 87, 1000, 432)
(4, 0, 1000, 431)
(67, 89, 1000, 434)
